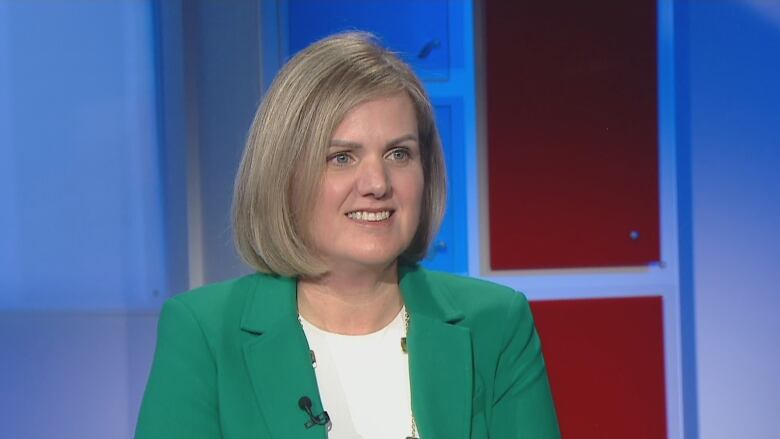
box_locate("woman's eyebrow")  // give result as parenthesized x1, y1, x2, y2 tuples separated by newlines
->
(329, 134, 418, 149)
(385, 134, 418, 147)
(329, 140, 362, 149)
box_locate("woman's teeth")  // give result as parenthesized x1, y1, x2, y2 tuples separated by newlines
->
(346, 211, 391, 221)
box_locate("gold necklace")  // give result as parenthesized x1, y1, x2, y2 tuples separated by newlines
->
(301, 308, 418, 439)
(402, 309, 419, 439)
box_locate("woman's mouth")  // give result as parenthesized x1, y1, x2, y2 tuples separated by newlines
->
(346, 210, 393, 222)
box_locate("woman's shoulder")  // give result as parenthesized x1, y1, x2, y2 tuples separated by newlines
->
(414, 268, 530, 320)
(160, 272, 285, 330)
(420, 268, 524, 304)
(415, 268, 535, 351)
(169, 273, 257, 308)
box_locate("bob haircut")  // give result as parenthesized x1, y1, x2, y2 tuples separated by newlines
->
(232, 32, 447, 278)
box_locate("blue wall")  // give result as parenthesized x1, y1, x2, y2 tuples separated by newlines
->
(0, 2, 163, 438)
(0, 1, 167, 311)
(677, 1, 780, 437)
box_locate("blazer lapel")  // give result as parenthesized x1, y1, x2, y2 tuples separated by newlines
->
(401, 265, 473, 439)
(240, 275, 327, 439)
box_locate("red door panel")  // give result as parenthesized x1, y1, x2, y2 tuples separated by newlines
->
(485, 0, 659, 269)
(530, 296, 667, 438)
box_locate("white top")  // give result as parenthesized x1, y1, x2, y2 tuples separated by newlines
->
(300, 308, 414, 439)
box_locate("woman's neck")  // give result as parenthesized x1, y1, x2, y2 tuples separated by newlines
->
(297, 262, 403, 335)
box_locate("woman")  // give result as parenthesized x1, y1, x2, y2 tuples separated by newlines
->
(136, 32, 559, 438)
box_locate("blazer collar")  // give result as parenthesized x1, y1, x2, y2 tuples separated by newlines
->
(398, 263, 464, 323)
(239, 273, 297, 334)
(238, 265, 465, 331)
(240, 266, 473, 439)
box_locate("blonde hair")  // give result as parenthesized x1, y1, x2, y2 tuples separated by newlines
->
(232, 32, 446, 277)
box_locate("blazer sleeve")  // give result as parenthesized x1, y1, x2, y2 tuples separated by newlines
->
(489, 292, 561, 438)
(135, 298, 222, 439)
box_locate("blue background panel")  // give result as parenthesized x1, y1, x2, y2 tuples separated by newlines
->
(423, 100, 467, 273)
(0, 1, 166, 310)
(287, 0, 456, 81)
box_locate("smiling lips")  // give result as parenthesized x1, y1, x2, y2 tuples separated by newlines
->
(346, 210, 393, 222)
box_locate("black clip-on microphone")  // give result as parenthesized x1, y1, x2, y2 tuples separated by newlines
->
(298, 396, 331, 430)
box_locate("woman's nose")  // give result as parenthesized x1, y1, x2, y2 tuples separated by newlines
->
(356, 157, 391, 198)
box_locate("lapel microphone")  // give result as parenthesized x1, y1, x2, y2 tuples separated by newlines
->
(298, 396, 331, 429)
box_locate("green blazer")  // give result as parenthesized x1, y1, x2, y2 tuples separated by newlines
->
(135, 265, 560, 438)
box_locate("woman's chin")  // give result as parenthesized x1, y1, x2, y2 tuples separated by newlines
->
(324, 251, 404, 273)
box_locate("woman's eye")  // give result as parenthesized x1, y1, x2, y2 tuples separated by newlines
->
(329, 152, 352, 166)
(388, 148, 411, 161)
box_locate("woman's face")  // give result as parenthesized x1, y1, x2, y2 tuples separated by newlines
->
(307, 92, 424, 273)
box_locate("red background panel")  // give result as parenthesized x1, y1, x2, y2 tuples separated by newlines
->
(530, 296, 667, 438)
(485, 0, 660, 269)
